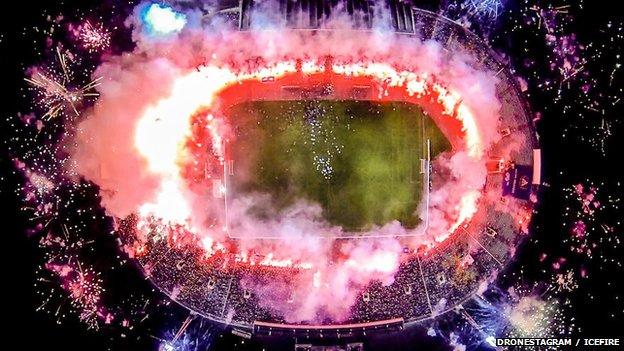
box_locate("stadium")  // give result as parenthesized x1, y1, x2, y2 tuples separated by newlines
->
(106, 0, 541, 346)
(9, 0, 624, 349)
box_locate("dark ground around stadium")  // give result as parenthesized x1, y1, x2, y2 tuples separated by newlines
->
(1, 0, 622, 350)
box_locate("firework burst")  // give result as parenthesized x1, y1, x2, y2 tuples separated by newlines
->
(77, 21, 111, 53)
(24, 47, 101, 121)
(563, 181, 622, 268)
(505, 294, 576, 340)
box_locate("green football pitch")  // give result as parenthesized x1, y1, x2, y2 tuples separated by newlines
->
(226, 100, 451, 231)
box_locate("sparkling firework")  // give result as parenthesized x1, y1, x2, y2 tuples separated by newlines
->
(564, 181, 622, 268)
(505, 295, 576, 340)
(24, 47, 101, 120)
(77, 21, 111, 53)
(3, 0, 621, 350)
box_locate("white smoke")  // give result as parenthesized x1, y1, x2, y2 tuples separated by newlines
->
(68, 1, 514, 322)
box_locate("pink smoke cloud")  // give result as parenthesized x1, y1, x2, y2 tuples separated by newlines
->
(66, 2, 517, 322)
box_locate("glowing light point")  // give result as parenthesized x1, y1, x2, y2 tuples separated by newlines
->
(142, 3, 187, 35)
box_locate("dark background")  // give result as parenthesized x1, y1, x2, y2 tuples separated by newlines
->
(1, 1, 622, 350)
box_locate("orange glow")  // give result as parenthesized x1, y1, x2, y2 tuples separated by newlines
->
(132, 60, 486, 262)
